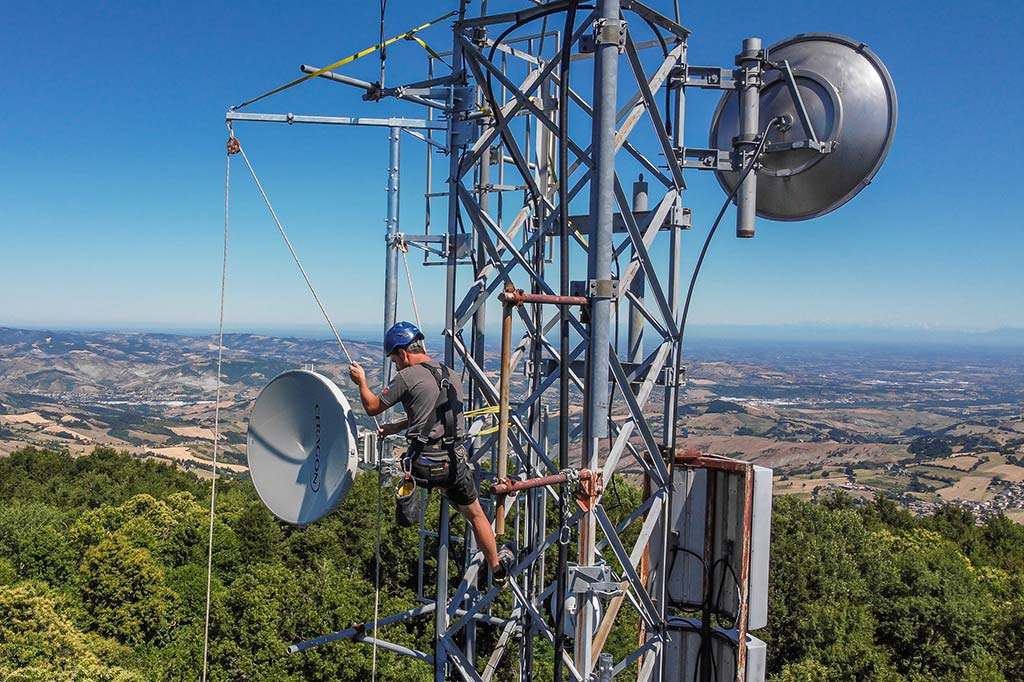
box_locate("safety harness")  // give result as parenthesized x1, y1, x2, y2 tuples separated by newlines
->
(406, 363, 464, 486)
(421, 363, 462, 446)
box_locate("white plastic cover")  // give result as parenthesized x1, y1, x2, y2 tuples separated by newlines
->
(246, 370, 359, 525)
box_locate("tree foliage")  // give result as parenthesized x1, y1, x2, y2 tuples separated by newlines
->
(0, 581, 142, 681)
(0, 446, 1022, 680)
(764, 492, 1022, 682)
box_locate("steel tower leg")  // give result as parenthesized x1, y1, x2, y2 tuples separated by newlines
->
(578, 0, 622, 676)
(465, 91, 492, 672)
(437, 16, 468, 679)
(656, 41, 689, 682)
(435, 498, 451, 682)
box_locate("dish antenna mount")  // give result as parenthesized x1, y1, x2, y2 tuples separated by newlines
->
(710, 33, 898, 232)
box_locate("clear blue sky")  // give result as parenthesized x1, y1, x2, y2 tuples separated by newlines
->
(2, 0, 1021, 336)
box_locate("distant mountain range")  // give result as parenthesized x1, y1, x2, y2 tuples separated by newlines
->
(0, 326, 380, 406)
(11, 322, 1023, 349)
(683, 324, 1024, 347)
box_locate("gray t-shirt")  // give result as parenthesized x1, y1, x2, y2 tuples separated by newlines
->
(378, 360, 465, 441)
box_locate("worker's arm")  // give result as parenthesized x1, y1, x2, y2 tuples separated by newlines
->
(348, 362, 388, 416)
(379, 419, 408, 438)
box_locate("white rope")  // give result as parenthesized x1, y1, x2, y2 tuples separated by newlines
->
(201, 131, 233, 682)
(232, 135, 384, 676)
(371, 444, 384, 681)
(399, 238, 423, 331)
(234, 143, 355, 364)
(233, 139, 379, 431)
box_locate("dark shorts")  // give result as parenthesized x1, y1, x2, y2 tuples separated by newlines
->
(406, 443, 478, 507)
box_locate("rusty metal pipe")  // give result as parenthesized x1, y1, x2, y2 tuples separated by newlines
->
(495, 287, 515, 536)
(497, 288, 588, 307)
(490, 469, 599, 497)
(491, 472, 569, 497)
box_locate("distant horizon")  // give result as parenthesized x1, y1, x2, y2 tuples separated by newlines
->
(4, 321, 1022, 349)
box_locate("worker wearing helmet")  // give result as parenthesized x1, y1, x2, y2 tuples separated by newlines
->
(349, 321, 510, 584)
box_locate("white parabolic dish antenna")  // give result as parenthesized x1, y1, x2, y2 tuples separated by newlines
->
(246, 370, 359, 525)
(710, 33, 898, 221)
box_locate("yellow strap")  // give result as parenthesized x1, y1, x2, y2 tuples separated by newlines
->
(407, 35, 449, 66)
(466, 404, 515, 436)
(233, 10, 457, 111)
(465, 405, 501, 418)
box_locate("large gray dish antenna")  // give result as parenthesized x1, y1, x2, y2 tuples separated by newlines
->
(710, 33, 898, 221)
(246, 370, 359, 525)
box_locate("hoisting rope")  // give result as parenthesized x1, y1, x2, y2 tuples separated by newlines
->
(201, 126, 236, 682)
(224, 127, 389, 679)
(396, 235, 423, 331)
(231, 133, 362, 374)
(232, 10, 457, 111)
(378, 0, 388, 89)
(371, 444, 384, 681)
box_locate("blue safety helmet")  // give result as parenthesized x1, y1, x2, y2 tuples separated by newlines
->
(384, 321, 424, 355)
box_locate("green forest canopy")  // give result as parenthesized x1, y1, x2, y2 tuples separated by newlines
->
(0, 446, 1022, 681)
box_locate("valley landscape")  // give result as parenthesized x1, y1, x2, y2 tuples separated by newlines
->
(1, 326, 1022, 522)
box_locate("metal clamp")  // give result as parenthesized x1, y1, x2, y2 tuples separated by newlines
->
(593, 18, 626, 52)
(575, 470, 603, 512)
(588, 279, 619, 299)
(442, 233, 472, 259)
(471, 26, 488, 47)
(658, 365, 685, 387)
(568, 564, 623, 598)
(386, 232, 410, 252)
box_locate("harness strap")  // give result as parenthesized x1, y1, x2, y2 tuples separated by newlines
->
(411, 363, 463, 455)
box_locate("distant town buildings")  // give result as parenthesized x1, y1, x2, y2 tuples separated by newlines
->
(811, 477, 1024, 525)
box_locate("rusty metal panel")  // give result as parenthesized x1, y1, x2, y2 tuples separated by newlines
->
(710, 468, 746, 621)
(664, 467, 708, 609)
(664, 457, 773, 629)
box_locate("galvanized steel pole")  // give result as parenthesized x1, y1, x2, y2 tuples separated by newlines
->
(384, 126, 401, 381)
(597, 652, 615, 682)
(735, 37, 762, 238)
(655, 37, 690, 682)
(579, 0, 622, 675)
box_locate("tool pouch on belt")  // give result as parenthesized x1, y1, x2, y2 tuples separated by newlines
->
(408, 447, 453, 488)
